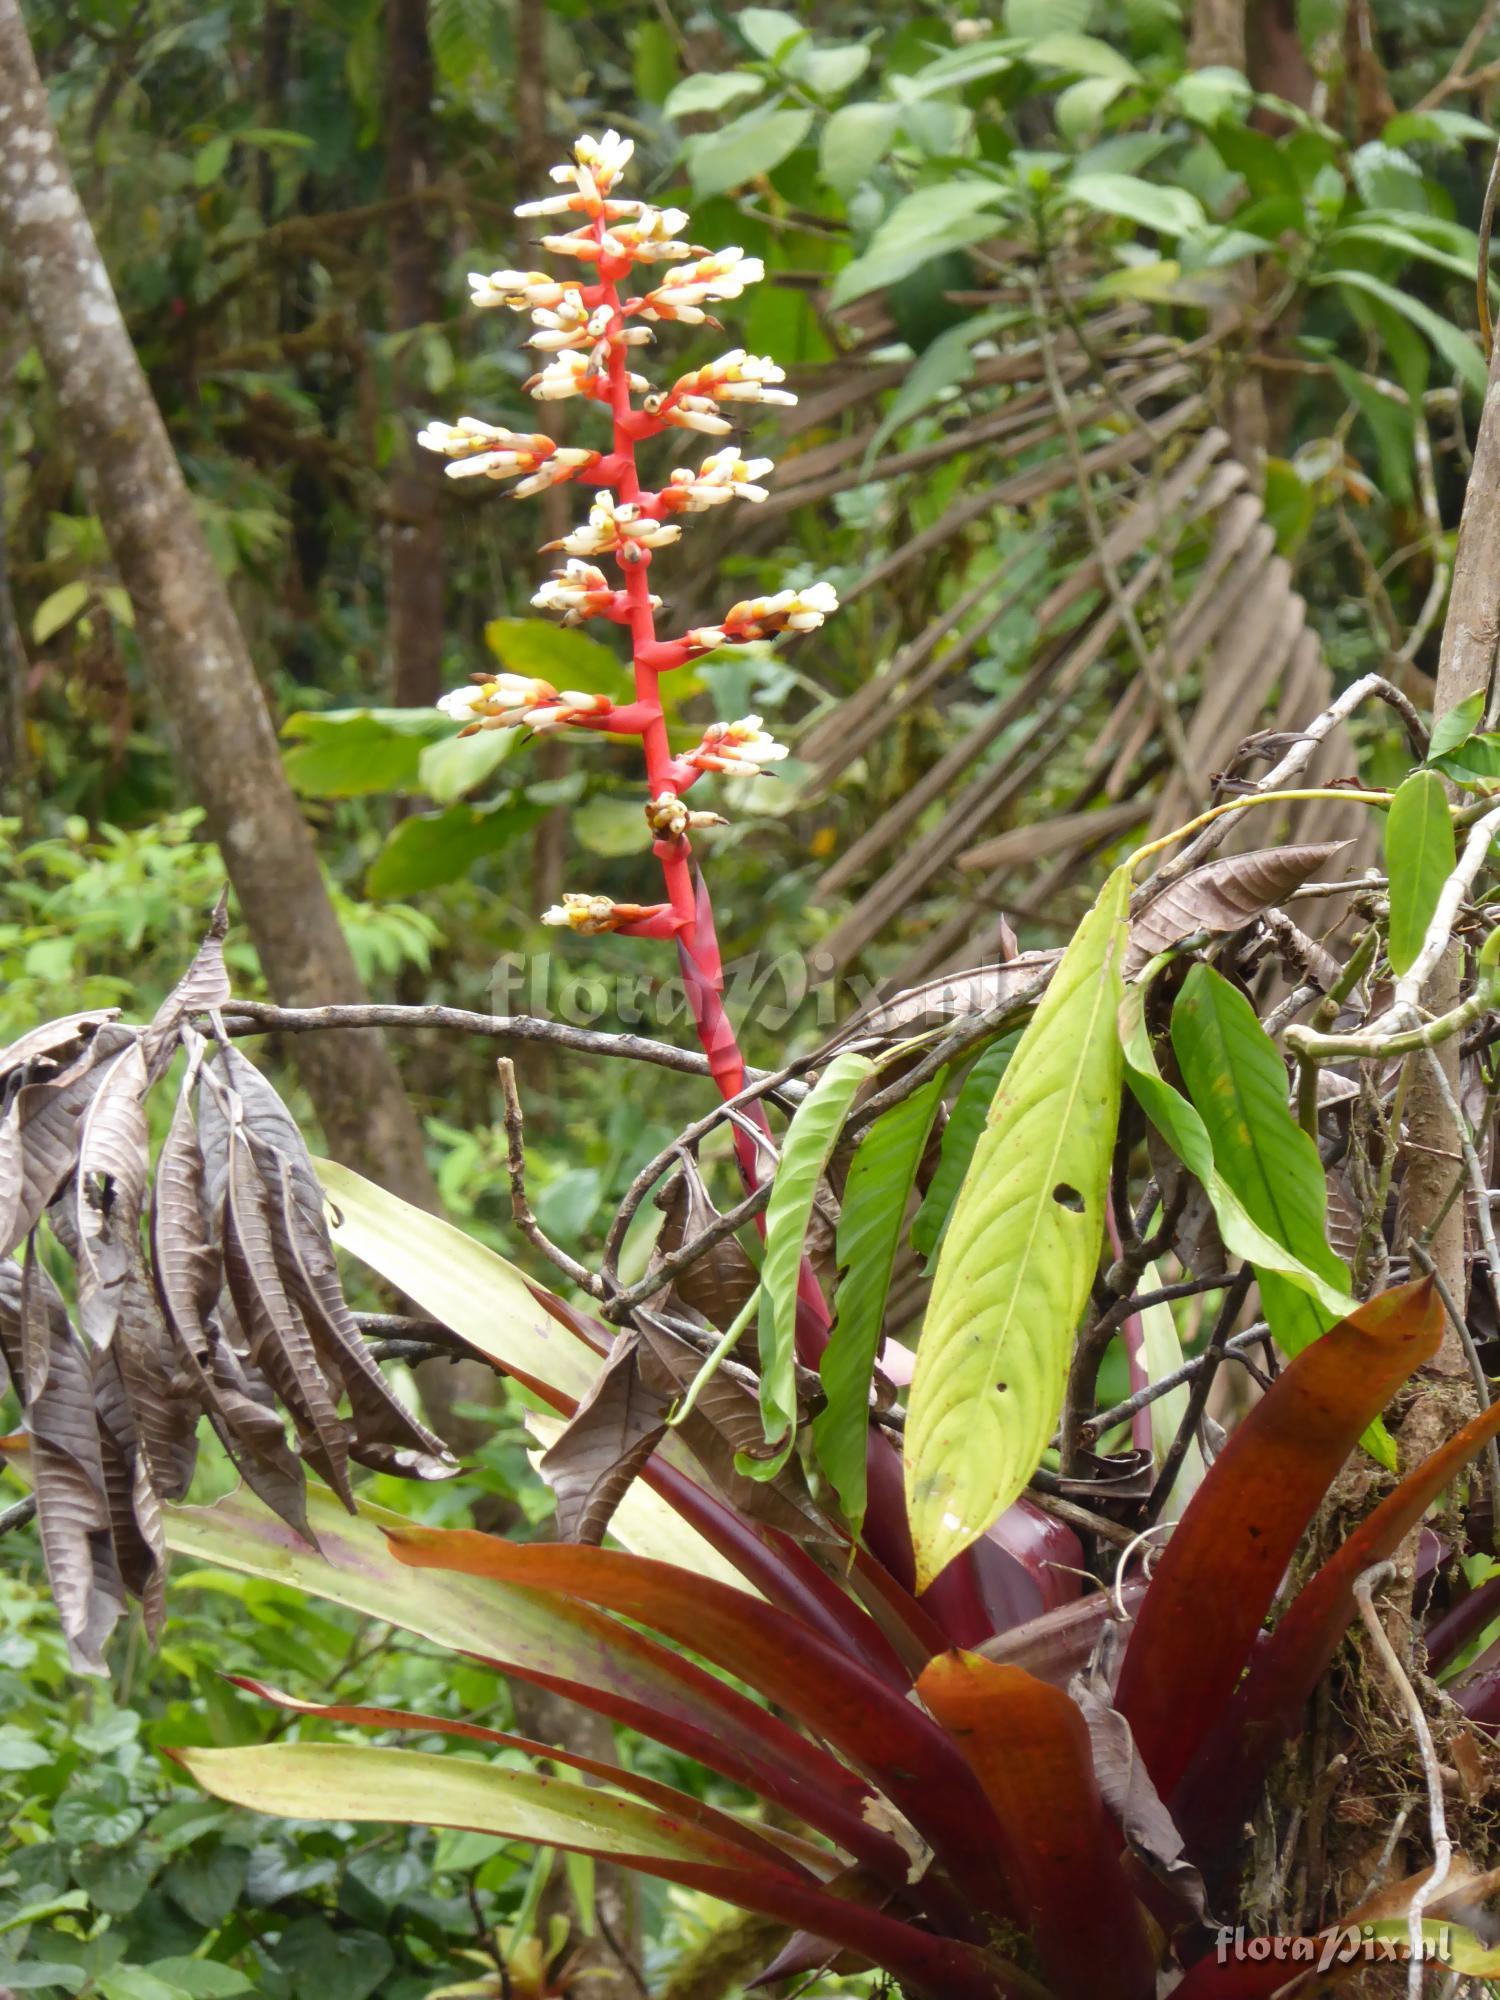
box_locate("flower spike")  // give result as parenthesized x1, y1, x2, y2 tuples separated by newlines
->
(426, 129, 838, 1096)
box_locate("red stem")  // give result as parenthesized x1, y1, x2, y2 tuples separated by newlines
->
(578, 223, 990, 1647)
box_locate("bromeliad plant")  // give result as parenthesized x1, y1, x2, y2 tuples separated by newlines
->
(14, 132, 1500, 2000)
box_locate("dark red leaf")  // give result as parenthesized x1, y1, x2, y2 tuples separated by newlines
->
(1174, 1386, 1500, 1858)
(387, 1525, 1016, 1924)
(1113, 1281, 1442, 1797)
(917, 1651, 1156, 2000)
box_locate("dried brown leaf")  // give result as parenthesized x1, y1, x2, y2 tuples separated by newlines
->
(0, 1249, 122, 1675)
(1071, 1679, 1206, 1917)
(145, 894, 231, 1073)
(831, 957, 1061, 1050)
(636, 1321, 835, 1545)
(650, 1153, 758, 1332)
(73, 1039, 151, 1350)
(0, 1011, 119, 1088)
(538, 1334, 669, 1544)
(0, 1027, 127, 1260)
(1126, 841, 1351, 974)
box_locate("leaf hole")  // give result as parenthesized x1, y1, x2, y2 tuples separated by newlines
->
(1051, 1182, 1085, 1213)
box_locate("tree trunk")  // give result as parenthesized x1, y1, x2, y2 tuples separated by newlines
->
(0, 0, 437, 1212)
(0, 412, 27, 809)
(384, 0, 446, 712)
(1189, 0, 1246, 70)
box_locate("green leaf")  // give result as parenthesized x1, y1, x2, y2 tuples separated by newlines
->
(1384, 107, 1495, 148)
(663, 71, 766, 119)
(1055, 76, 1128, 139)
(733, 7, 808, 61)
(1431, 731, 1500, 786)
(1318, 269, 1487, 396)
(1385, 770, 1455, 976)
(271, 1917, 393, 2000)
(177, 1742, 790, 1874)
(902, 38, 1018, 97)
(417, 724, 517, 804)
(910, 1036, 1018, 1262)
(53, 1785, 143, 1848)
(633, 19, 678, 104)
(0, 1724, 50, 1770)
(1328, 357, 1414, 504)
(194, 134, 232, 186)
(573, 794, 648, 857)
(1067, 172, 1206, 235)
(813, 1069, 947, 1536)
(1118, 980, 1354, 1322)
(281, 708, 449, 798)
(785, 43, 870, 95)
(1429, 689, 1484, 761)
(1174, 64, 1253, 126)
(164, 1841, 247, 1927)
(314, 1158, 602, 1405)
(755, 1049, 875, 1463)
(819, 102, 900, 195)
(687, 106, 813, 198)
(905, 867, 1130, 1588)
(1328, 219, 1480, 286)
(1026, 32, 1138, 79)
(1169, 967, 1392, 1465)
(830, 183, 1005, 306)
(31, 581, 90, 645)
(483, 619, 627, 697)
(1136, 1258, 1204, 1519)
(1006, 0, 1089, 31)
(98, 1973, 190, 2000)
(364, 799, 538, 897)
(866, 312, 1006, 462)
(142, 1963, 252, 1999)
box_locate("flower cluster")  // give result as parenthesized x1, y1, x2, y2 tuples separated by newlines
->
(416, 420, 599, 497)
(437, 675, 611, 736)
(684, 584, 840, 649)
(683, 715, 789, 779)
(426, 130, 839, 938)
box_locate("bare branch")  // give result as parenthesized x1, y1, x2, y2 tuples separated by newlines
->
(220, 999, 765, 1083)
(1353, 1560, 1453, 1996)
(496, 1059, 604, 1299)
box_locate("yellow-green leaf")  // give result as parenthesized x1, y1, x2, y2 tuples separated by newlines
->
(905, 866, 1130, 1589)
(1385, 769, 1455, 975)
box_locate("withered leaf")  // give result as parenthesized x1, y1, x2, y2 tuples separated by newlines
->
(0, 1010, 119, 1089)
(203, 1324, 316, 1548)
(1071, 1679, 1208, 1919)
(151, 1060, 225, 1357)
(0, 1249, 123, 1676)
(73, 1039, 151, 1351)
(144, 894, 231, 1075)
(1126, 841, 1351, 975)
(221, 1122, 352, 1507)
(1, 1027, 129, 1260)
(830, 957, 1061, 1049)
(650, 1152, 758, 1332)
(636, 1320, 836, 1545)
(209, 1043, 451, 1477)
(115, 1254, 200, 1502)
(539, 1334, 669, 1544)
(92, 1344, 168, 1641)
(264, 1144, 453, 1480)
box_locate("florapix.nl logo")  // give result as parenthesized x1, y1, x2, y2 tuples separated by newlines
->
(1214, 1925, 1453, 1973)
